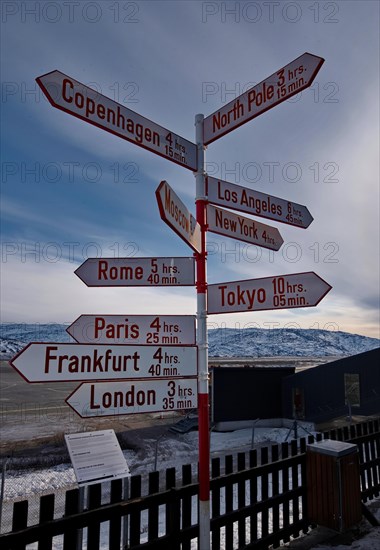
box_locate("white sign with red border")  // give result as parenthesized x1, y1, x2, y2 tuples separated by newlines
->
(208, 272, 332, 314)
(11, 343, 197, 382)
(156, 180, 202, 253)
(36, 70, 197, 171)
(66, 378, 198, 418)
(75, 257, 195, 287)
(204, 52, 324, 145)
(67, 314, 196, 345)
(206, 176, 313, 229)
(207, 204, 283, 251)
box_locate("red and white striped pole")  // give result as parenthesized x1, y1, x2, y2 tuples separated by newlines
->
(195, 113, 210, 549)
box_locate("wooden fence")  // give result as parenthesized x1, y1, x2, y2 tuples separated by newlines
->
(0, 418, 379, 549)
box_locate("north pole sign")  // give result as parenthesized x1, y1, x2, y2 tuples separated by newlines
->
(66, 378, 198, 418)
(75, 257, 195, 286)
(206, 176, 313, 229)
(156, 180, 202, 253)
(67, 314, 196, 345)
(204, 52, 324, 145)
(11, 343, 197, 382)
(36, 70, 197, 171)
(207, 204, 283, 251)
(208, 272, 332, 314)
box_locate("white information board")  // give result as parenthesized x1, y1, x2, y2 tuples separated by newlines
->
(65, 429, 130, 486)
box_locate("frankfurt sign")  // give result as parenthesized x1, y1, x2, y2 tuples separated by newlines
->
(11, 343, 197, 382)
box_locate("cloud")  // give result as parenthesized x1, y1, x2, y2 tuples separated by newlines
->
(1, 257, 195, 324)
(1, 1, 379, 339)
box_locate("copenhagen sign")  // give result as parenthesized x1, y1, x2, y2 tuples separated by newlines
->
(36, 70, 197, 171)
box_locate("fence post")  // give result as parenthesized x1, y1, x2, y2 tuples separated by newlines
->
(62, 488, 80, 550)
(237, 453, 246, 547)
(148, 471, 159, 542)
(281, 442, 290, 542)
(12, 500, 28, 550)
(249, 449, 258, 542)
(211, 457, 221, 550)
(38, 493, 55, 550)
(181, 464, 192, 550)
(122, 476, 130, 549)
(225, 454, 234, 549)
(129, 475, 141, 547)
(0, 457, 11, 533)
(87, 484, 101, 549)
(109, 479, 123, 550)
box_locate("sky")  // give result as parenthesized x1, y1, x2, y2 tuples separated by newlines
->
(1, 0, 379, 339)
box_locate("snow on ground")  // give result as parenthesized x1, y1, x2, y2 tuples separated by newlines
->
(292, 524, 380, 550)
(2, 427, 292, 500)
(1, 426, 379, 549)
(316, 532, 380, 550)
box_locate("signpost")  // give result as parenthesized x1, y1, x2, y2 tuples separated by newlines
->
(203, 52, 324, 145)
(66, 378, 198, 417)
(36, 70, 197, 171)
(23, 53, 330, 550)
(208, 272, 332, 314)
(156, 180, 202, 253)
(207, 204, 283, 251)
(74, 257, 195, 287)
(206, 176, 313, 228)
(67, 314, 196, 345)
(10, 343, 197, 382)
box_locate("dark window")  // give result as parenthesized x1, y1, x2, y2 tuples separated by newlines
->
(344, 373, 360, 407)
(292, 387, 305, 419)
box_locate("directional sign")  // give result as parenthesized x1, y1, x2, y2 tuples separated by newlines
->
(208, 272, 332, 314)
(67, 314, 196, 345)
(66, 378, 198, 418)
(204, 52, 324, 145)
(156, 180, 202, 253)
(11, 343, 197, 382)
(75, 257, 195, 287)
(36, 70, 197, 171)
(207, 204, 283, 251)
(206, 176, 313, 229)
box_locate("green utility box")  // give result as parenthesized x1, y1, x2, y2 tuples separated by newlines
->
(306, 439, 362, 531)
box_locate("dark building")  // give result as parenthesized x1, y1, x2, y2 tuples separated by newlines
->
(281, 348, 380, 423)
(212, 366, 295, 424)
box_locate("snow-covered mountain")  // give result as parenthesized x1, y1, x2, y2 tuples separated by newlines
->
(208, 328, 379, 357)
(0, 323, 378, 359)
